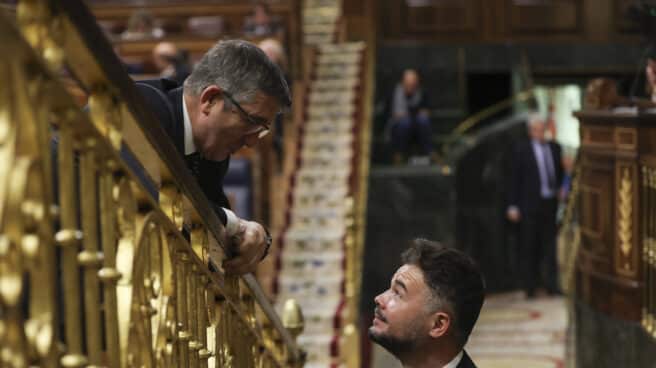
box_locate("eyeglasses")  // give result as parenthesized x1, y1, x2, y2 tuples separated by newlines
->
(223, 91, 272, 139)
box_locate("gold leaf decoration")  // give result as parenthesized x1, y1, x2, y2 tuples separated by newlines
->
(619, 168, 633, 258)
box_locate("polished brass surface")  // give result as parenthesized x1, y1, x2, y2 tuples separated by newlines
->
(281, 299, 304, 339)
(0, 1, 303, 366)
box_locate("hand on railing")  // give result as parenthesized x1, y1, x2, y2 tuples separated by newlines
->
(224, 219, 271, 275)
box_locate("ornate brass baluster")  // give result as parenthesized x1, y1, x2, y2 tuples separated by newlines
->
(78, 138, 104, 363)
(54, 119, 86, 367)
(16, 0, 65, 71)
(216, 294, 233, 368)
(197, 275, 211, 367)
(176, 250, 190, 367)
(160, 185, 184, 233)
(109, 177, 136, 367)
(88, 88, 122, 151)
(188, 265, 200, 367)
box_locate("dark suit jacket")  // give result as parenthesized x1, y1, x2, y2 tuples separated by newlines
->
(135, 78, 231, 225)
(457, 351, 477, 368)
(508, 139, 563, 217)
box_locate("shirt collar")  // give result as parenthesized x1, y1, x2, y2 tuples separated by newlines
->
(443, 351, 463, 368)
(182, 94, 197, 155)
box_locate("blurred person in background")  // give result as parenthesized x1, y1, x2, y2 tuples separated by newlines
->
(243, 2, 283, 38)
(389, 69, 437, 164)
(121, 9, 165, 41)
(506, 113, 564, 299)
(258, 37, 289, 168)
(152, 41, 191, 85)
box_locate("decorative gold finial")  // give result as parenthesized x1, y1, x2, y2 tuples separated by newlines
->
(282, 299, 304, 340)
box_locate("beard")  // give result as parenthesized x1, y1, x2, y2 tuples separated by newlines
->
(368, 310, 426, 358)
(368, 327, 419, 356)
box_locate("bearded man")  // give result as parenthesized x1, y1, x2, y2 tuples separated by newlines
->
(369, 239, 485, 368)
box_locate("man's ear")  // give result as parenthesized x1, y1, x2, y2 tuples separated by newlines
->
(428, 311, 451, 339)
(199, 85, 223, 115)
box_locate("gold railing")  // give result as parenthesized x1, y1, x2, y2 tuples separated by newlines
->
(558, 160, 581, 295)
(641, 162, 656, 339)
(0, 0, 304, 367)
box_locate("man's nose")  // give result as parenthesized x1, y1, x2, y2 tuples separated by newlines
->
(374, 292, 386, 308)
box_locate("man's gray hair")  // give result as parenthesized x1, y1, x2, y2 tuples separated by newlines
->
(526, 112, 545, 127)
(184, 39, 291, 108)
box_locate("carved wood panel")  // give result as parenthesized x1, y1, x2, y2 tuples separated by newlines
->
(506, 0, 582, 33)
(576, 113, 646, 323)
(614, 162, 639, 278)
(402, 0, 480, 33)
(580, 162, 613, 258)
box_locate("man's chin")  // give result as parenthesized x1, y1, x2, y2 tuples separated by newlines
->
(368, 328, 415, 356)
(203, 150, 229, 162)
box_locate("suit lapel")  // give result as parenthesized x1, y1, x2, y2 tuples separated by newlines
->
(457, 351, 476, 368)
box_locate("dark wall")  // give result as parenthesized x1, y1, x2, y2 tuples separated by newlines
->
(372, 42, 645, 165)
(576, 300, 656, 368)
(360, 167, 455, 312)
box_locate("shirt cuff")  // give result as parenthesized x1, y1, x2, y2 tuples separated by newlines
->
(222, 208, 240, 236)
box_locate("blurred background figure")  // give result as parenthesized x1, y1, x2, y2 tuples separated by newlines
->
(388, 69, 436, 164)
(258, 37, 289, 169)
(121, 9, 164, 40)
(259, 37, 288, 71)
(152, 41, 190, 84)
(243, 2, 283, 38)
(646, 57, 656, 103)
(506, 113, 564, 299)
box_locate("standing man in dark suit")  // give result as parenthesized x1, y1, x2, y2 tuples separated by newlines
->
(369, 239, 485, 368)
(507, 113, 564, 298)
(136, 40, 291, 275)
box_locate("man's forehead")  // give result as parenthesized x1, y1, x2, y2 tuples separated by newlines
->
(392, 264, 425, 286)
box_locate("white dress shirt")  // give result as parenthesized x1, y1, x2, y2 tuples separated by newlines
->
(182, 95, 240, 235)
(443, 351, 463, 368)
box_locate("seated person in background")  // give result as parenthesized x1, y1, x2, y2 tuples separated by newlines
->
(242, 2, 283, 38)
(121, 9, 164, 41)
(152, 42, 191, 85)
(369, 238, 485, 368)
(389, 69, 436, 164)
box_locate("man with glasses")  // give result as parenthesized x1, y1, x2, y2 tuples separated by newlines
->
(136, 39, 291, 275)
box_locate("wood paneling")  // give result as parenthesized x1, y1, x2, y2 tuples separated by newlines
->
(379, 0, 640, 42)
(574, 111, 656, 322)
(402, 0, 479, 33)
(506, 0, 582, 34)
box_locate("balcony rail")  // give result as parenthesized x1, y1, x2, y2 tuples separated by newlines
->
(0, 0, 304, 366)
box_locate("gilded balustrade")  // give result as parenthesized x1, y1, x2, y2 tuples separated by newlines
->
(642, 165, 656, 339)
(0, 1, 304, 367)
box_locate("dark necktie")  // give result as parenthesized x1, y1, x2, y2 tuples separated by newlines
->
(185, 152, 201, 177)
(542, 143, 556, 191)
